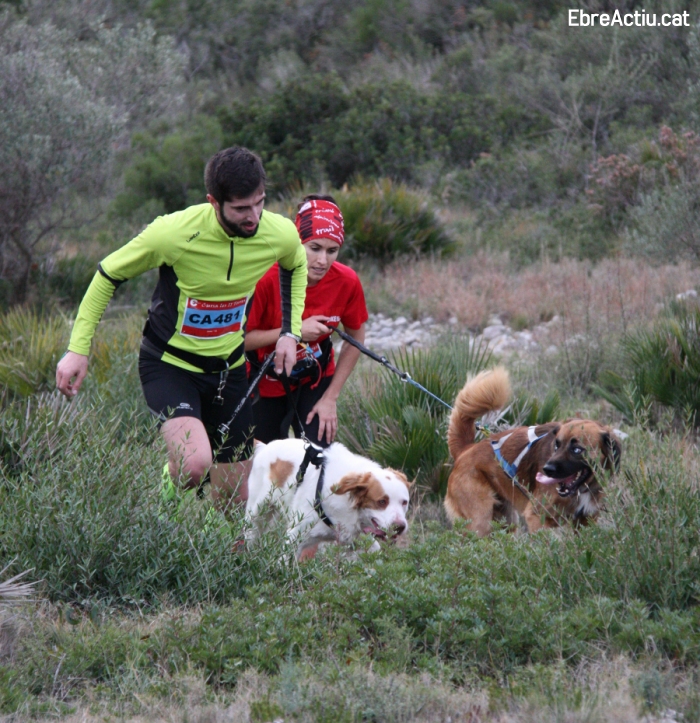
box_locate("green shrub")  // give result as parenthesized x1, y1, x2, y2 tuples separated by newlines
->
(596, 301, 700, 428)
(626, 177, 700, 262)
(337, 179, 454, 264)
(45, 255, 100, 307)
(112, 115, 223, 218)
(0, 389, 292, 606)
(0, 310, 69, 398)
(219, 77, 493, 190)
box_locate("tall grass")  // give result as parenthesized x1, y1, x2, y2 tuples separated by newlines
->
(0, 310, 69, 398)
(338, 335, 493, 492)
(5, 427, 700, 714)
(597, 300, 700, 427)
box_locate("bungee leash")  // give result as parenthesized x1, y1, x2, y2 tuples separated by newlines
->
(329, 326, 454, 412)
(217, 351, 275, 438)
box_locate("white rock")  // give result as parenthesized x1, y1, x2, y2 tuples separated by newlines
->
(482, 324, 509, 341)
(448, 316, 458, 325)
(676, 289, 698, 300)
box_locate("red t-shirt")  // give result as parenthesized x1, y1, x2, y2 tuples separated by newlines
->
(246, 261, 368, 397)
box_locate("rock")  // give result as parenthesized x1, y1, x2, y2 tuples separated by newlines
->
(482, 324, 509, 341)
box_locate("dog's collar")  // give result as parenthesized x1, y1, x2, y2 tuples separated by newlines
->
(296, 441, 334, 528)
(491, 426, 546, 480)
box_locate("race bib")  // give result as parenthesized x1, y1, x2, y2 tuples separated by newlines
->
(180, 297, 247, 338)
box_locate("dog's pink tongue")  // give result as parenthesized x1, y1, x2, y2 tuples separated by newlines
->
(536, 472, 559, 485)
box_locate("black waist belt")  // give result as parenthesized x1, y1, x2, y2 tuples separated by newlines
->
(143, 319, 243, 374)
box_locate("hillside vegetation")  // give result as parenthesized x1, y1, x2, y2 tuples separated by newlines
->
(2, 0, 700, 720)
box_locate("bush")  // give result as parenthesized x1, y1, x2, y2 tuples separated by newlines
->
(626, 178, 700, 262)
(219, 76, 493, 190)
(11, 428, 700, 702)
(596, 301, 700, 428)
(0, 310, 69, 398)
(113, 116, 224, 218)
(337, 179, 454, 265)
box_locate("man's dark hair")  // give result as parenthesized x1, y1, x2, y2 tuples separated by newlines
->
(204, 147, 266, 204)
(299, 193, 338, 208)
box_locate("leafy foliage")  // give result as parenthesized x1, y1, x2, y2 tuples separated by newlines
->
(218, 77, 493, 190)
(596, 301, 700, 428)
(113, 116, 223, 218)
(0, 310, 69, 398)
(339, 337, 491, 492)
(0, 12, 185, 305)
(337, 179, 454, 264)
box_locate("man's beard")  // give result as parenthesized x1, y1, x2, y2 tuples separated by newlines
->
(219, 208, 261, 238)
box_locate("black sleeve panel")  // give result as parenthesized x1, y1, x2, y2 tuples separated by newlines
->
(145, 265, 181, 344)
(279, 265, 293, 334)
(98, 263, 126, 288)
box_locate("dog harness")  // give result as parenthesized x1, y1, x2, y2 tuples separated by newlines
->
(491, 426, 546, 479)
(296, 441, 334, 528)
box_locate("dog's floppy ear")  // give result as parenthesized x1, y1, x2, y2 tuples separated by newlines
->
(332, 472, 374, 499)
(535, 422, 560, 438)
(600, 431, 622, 473)
(386, 468, 413, 489)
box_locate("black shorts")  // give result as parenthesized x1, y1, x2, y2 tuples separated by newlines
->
(252, 375, 334, 448)
(139, 344, 254, 463)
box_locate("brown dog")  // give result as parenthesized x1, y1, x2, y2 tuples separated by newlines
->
(444, 367, 621, 536)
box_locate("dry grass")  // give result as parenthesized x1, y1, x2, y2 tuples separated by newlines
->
(362, 254, 700, 339)
(31, 657, 681, 723)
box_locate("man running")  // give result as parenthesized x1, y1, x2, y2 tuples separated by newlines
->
(56, 147, 306, 506)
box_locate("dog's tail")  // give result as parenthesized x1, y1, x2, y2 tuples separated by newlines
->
(447, 366, 512, 460)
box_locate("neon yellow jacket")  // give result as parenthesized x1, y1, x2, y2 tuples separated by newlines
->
(68, 204, 307, 372)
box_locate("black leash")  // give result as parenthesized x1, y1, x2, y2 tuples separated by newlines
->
(329, 326, 454, 411)
(217, 352, 275, 438)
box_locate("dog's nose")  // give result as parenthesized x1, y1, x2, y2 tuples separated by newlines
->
(543, 462, 558, 476)
(392, 522, 406, 536)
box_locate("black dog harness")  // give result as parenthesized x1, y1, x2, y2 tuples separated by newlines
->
(295, 440, 334, 528)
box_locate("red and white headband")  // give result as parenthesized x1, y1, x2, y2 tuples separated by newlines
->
(295, 199, 344, 246)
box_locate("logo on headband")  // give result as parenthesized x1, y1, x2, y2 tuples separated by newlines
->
(295, 199, 344, 245)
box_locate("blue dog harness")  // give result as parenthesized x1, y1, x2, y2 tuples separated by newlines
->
(490, 426, 546, 479)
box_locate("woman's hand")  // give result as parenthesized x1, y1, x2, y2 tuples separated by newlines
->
(306, 394, 338, 445)
(301, 315, 331, 343)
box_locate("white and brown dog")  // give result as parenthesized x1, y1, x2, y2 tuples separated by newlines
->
(245, 439, 411, 560)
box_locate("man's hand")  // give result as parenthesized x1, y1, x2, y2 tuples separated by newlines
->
(274, 335, 297, 376)
(56, 351, 89, 398)
(301, 316, 331, 343)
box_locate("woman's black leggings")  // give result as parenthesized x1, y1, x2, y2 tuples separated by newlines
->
(252, 376, 334, 448)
